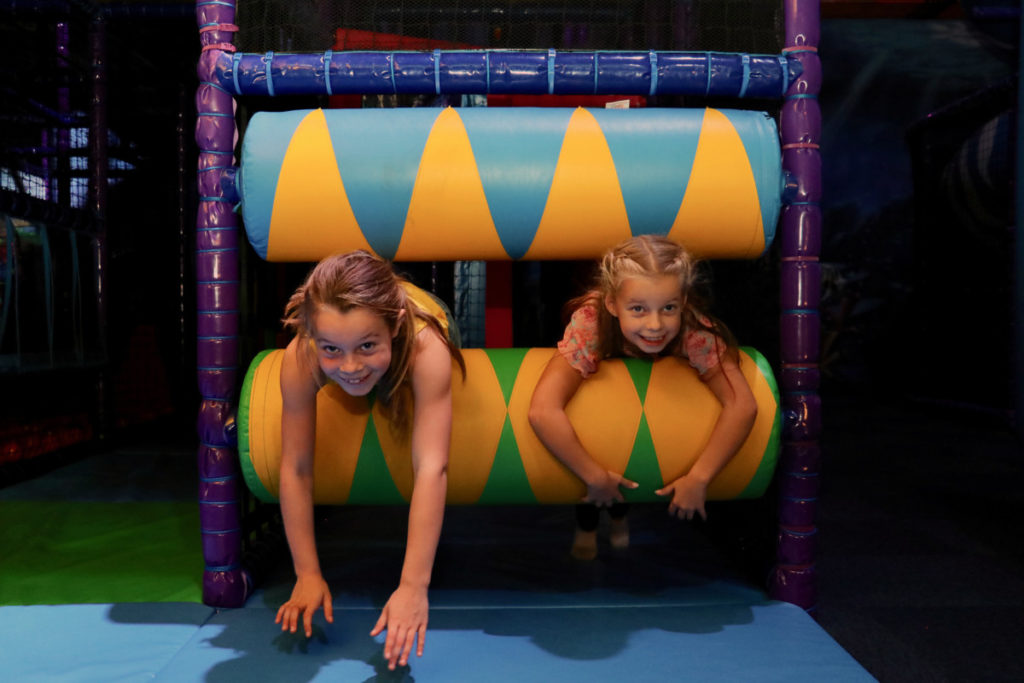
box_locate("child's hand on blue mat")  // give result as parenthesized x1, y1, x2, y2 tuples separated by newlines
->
(275, 574, 334, 638)
(370, 582, 429, 670)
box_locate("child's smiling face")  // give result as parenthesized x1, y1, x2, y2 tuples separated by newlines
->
(311, 305, 399, 396)
(605, 274, 683, 354)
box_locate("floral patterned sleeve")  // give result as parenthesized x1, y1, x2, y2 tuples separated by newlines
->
(684, 318, 726, 377)
(556, 303, 601, 378)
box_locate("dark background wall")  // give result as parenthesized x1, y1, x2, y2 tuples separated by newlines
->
(817, 15, 1015, 410)
(0, 1, 1019, 465)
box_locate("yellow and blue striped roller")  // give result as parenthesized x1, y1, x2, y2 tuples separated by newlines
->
(239, 107, 782, 262)
(238, 347, 781, 505)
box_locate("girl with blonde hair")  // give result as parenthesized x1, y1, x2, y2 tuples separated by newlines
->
(529, 235, 757, 559)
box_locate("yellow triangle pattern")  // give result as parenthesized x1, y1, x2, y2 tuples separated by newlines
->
(242, 350, 371, 504)
(397, 108, 507, 261)
(371, 399, 414, 503)
(524, 108, 633, 260)
(313, 384, 372, 504)
(645, 351, 777, 498)
(368, 353, 508, 503)
(446, 351, 506, 503)
(668, 108, 765, 258)
(245, 349, 285, 497)
(506, 349, 584, 501)
(268, 109, 373, 261)
(242, 347, 778, 504)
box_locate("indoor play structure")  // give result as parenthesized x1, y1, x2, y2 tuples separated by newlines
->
(0, 2, 874, 680)
(233, 105, 784, 508)
(7, 3, 1021, 681)
(195, 0, 822, 614)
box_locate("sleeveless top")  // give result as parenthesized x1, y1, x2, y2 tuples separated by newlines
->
(401, 280, 451, 338)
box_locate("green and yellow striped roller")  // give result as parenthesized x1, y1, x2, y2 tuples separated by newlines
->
(238, 347, 780, 505)
(239, 107, 782, 262)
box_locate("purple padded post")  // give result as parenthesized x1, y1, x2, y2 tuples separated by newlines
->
(772, 0, 822, 611)
(195, 0, 247, 608)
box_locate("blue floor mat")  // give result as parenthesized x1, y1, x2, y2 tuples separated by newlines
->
(0, 451, 875, 681)
(0, 599, 874, 682)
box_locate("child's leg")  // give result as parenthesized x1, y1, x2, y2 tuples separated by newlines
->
(571, 504, 599, 560)
(608, 503, 630, 549)
(576, 503, 600, 531)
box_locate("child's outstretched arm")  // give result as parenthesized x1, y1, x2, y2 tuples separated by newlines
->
(529, 353, 639, 506)
(370, 328, 452, 671)
(656, 357, 757, 520)
(275, 337, 335, 637)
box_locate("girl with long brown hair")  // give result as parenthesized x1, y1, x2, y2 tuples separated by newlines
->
(274, 250, 463, 671)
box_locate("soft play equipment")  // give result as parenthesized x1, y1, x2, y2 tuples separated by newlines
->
(238, 106, 782, 261)
(196, 4, 824, 613)
(231, 102, 784, 510)
(239, 347, 780, 505)
(0, 2, 862, 678)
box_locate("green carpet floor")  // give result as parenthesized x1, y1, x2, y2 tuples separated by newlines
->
(0, 500, 203, 605)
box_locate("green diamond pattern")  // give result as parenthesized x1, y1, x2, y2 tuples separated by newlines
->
(346, 413, 406, 504)
(621, 414, 663, 502)
(485, 347, 531, 404)
(477, 415, 537, 504)
(622, 357, 652, 404)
